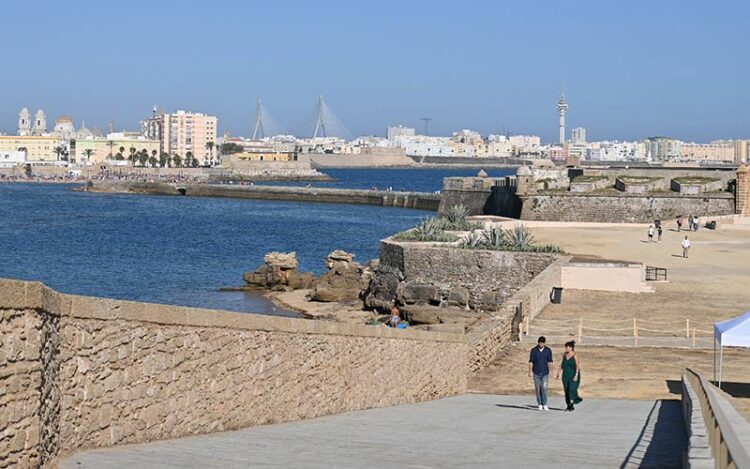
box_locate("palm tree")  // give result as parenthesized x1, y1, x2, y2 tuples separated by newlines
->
(172, 154, 182, 167)
(159, 151, 169, 167)
(128, 147, 137, 166)
(138, 149, 149, 167)
(53, 146, 64, 161)
(205, 141, 214, 166)
(83, 148, 94, 163)
(185, 151, 193, 168)
(119, 146, 126, 156)
(148, 155, 158, 167)
(115, 152, 124, 161)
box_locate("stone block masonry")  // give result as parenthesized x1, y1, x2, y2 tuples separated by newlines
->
(0, 279, 466, 469)
(380, 239, 558, 310)
(521, 193, 735, 223)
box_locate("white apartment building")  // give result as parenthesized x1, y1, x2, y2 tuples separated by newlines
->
(0, 150, 26, 167)
(586, 141, 645, 162)
(508, 135, 541, 148)
(142, 110, 218, 165)
(386, 125, 415, 141)
(394, 135, 454, 157)
(571, 127, 586, 143)
(645, 137, 681, 162)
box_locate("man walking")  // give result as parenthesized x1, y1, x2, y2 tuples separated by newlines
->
(529, 336, 554, 411)
(682, 235, 691, 258)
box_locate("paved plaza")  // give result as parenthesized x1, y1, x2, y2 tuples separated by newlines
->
(58, 394, 685, 469)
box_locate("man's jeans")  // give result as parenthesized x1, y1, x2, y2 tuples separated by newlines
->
(533, 373, 549, 406)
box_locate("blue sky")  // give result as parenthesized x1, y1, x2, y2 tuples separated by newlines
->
(2, 0, 749, 142)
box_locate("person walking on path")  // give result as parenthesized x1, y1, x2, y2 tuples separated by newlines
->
(682, 236, 691, 258)
(688, 215, 694, 231)
(556, 341, 583, 411)
(657, 224, 663, 242)
(677, 216, 683, 232)
(693, 215, 700, 231)
(647, 225, 655, 242)
(529, 336, 554, 411)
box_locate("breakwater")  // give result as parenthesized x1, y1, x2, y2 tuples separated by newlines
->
(79, 181, 441, 211)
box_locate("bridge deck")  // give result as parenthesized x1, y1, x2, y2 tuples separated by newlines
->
(58, 394, 685, 468)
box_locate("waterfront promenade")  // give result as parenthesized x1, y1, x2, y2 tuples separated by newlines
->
(58, 394, 685, 468)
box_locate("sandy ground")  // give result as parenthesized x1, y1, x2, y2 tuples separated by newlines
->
(268, 289, 377, 323)
(470, 219, 750, 419)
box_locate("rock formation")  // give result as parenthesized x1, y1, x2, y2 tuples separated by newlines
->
(310, 251, 372, 303)
(243, 252, 315, 291)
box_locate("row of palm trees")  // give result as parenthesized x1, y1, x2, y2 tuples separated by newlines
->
(110, 146, 202, 168)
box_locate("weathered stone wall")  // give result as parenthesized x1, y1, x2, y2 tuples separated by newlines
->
(0, 308, 43, 469)
(380, 240, 558, 310)
(466, 258, 565, 371)
(520, 193, 735, 223)
(0, 279, 466, 467)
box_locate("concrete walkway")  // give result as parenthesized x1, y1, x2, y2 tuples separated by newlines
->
(58, 394, 686, 469)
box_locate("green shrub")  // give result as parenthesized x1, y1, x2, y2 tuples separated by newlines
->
(461, 223, 563, 253)
(439, 204, 483, 231)
(394, 217, 458, 242)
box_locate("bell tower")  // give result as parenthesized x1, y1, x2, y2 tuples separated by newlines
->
(18, 107, 31, 136)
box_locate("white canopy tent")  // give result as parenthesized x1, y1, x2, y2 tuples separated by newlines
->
(714, 311, 750, 388)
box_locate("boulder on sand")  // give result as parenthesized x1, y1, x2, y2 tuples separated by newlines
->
(311, 250, 367, 303)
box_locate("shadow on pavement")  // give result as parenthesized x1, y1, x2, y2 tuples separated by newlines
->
(619, 400, 685, 469)
(665, 379, 682, 395)
(494, 403, 566, 412)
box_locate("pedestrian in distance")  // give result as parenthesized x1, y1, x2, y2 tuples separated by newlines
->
(647, 225, 654, 242)
(693, 215, 700, 231)
(556, 340, 583, 411)
(682, 236, 691, 258)
(529, 336, 554, 411)
(657, 224, 663, 242)
(688, 215, 694, 231)
(677, 215, 683, 232)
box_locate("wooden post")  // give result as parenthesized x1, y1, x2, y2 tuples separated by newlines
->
(692, 328, 697, 349)
(686, 318, 690, 338)
(577, 318, 582, 343)
(633, 318, 639, 346)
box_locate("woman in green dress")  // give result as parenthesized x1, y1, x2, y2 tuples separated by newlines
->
(556, 340, 583, 411)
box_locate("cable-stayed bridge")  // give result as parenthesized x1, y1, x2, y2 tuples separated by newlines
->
(250, 96, 352, 141)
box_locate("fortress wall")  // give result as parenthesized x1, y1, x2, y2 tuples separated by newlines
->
(0, 279, 466, 468)
(0, 286, 44, 469)
(520, 193, 736, 223)
(380, 240, 559, 371)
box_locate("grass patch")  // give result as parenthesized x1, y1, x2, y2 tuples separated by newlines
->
(572, 175, 609, 183)
(673, 177, 720, 184)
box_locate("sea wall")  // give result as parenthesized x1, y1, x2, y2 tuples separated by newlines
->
(380, 240, 558, 311)
(520, 193, 736, 223)
(0, 279, 466, 468)
(80, 182, 441, 211)
(438, 176, 520, 217)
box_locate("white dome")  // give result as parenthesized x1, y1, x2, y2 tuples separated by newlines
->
(516, 165, 532, 176)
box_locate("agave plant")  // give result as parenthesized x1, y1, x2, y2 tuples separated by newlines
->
(502, 224, 536, 250)
(395, 217, 458, 242)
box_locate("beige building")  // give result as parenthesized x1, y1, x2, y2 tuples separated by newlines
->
(0, 135, 63, 162)
(229, 152, 294, 162)
(72, 134, 161, 165)
(680, 142, 735, 163)
(142, 110, 217, 165)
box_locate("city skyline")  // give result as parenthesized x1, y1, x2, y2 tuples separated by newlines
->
(2, 0, 749, 142)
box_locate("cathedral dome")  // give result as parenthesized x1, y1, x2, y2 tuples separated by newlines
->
(56, 114, 73, 124)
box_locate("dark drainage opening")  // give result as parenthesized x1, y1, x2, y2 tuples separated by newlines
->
(177, 188, 187, 196)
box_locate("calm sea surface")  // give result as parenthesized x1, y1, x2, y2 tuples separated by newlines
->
(0, 168, 513, 315)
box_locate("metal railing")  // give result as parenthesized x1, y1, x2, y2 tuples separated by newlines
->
(684, 368, 750, 468)
(645, 265, 668, 281)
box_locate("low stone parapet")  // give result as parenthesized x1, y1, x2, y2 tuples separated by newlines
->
(0, 278, 466, 469)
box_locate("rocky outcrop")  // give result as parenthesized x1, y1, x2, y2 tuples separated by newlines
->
(310, 251, 372, 303)
(243, 252, 315, 292)
(362, 264, 403, 312)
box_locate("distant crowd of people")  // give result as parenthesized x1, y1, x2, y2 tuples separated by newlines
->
(647, 216, 708, 259)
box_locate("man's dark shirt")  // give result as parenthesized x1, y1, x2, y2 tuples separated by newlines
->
(529, 346, 553, 376)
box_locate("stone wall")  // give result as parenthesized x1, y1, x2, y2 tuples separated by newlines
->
(520, 193, 735, 223)
(466, 259, 565, 371)
(0, 279, 466, 468)
(380, 240, 558, 310)
(0, 307, 43, 469)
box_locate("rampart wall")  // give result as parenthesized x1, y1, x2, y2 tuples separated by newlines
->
(520, 193, 736, 223)
(0, 279, 466, 469)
